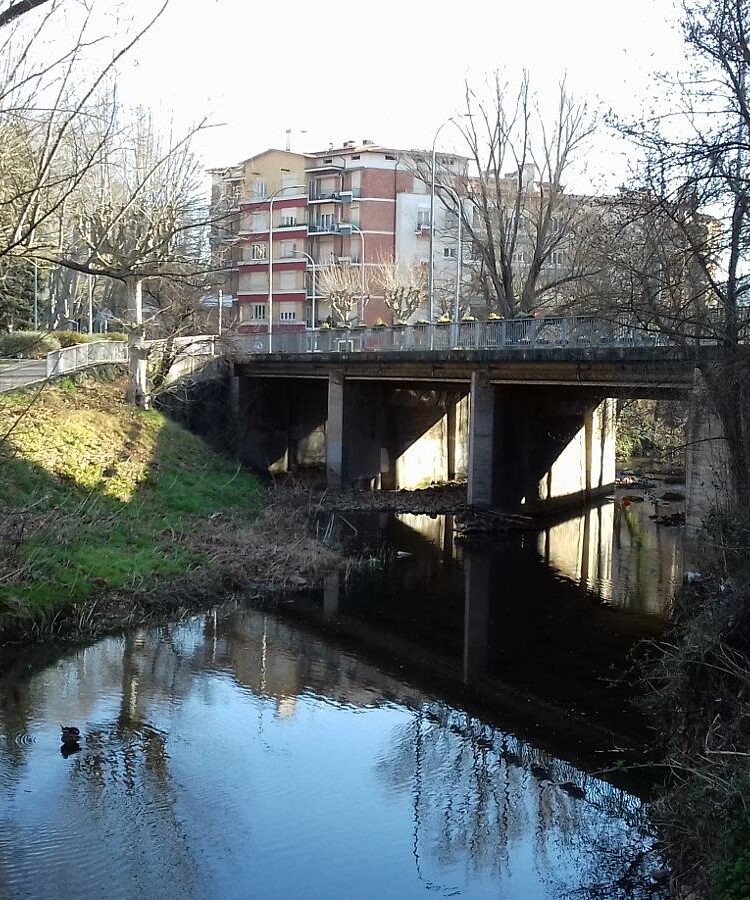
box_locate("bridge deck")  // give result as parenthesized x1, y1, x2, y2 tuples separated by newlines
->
(231, 347, 698, 395)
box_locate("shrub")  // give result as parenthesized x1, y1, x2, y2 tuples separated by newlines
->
(0, 331, 61, 359)
(100, 332, 128, 342)
(53, 331, 94, 348)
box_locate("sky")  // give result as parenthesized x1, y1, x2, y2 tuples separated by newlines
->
(108, 0, 688, 185)
(23, 0, 691, 189)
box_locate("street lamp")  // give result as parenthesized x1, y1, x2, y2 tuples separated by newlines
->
(340, 222, 366, 323)
(292, 250, 317, 329)
(428, 115, 469, 323)
(267, 182, 307, 351)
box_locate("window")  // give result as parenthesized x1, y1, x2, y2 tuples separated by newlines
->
(551, 249, 566, 266)
(282, 174, 300, 189)
(416, 209, 431, 229)
(318, 213, 334, 231)
(250, 243, 267, 260)
(351, 154, 360, 160)
(385, 154, 397, 161)
(323, 158, 333, 164)
(443, 247, 457, 259)
(279, 271, 296, 290)
(250, 213, 267, 232)
(280, 240, 297, 259)
(280, 311, 296, 321)
(513, 250, 528, 264)
(251, 180, 267, 199)
(280, 212, 297, 227)
(252, 303, 267, 320)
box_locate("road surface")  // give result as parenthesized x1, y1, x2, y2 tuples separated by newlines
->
(0, 360, 47, 393)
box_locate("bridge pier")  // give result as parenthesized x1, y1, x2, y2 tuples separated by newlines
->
(686, 369, 732, 531)
(465, 381, 616, 513)
(325, 374, 468, 491)
(467, 372, 495, 506)
(236, 375, 327, 474)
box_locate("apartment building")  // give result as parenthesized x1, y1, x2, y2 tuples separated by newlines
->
(210, 141, 469, 330)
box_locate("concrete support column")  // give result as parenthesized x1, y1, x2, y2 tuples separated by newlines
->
(686, 368, 731, 531)
(326, 373, 345, 489)
(463, 550, 491, 683)
(467, 372, 495, 506)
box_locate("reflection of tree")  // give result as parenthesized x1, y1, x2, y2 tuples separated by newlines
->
(376, 701, 661, 898)
(66, 633, 197, 895)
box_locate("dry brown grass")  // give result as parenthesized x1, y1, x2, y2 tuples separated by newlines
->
(199, 484, 344, 591)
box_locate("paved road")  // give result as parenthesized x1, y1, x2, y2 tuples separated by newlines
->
(0, 360, 47, 393)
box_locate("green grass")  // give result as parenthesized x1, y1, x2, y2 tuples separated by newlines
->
(0, 374, 261, 612)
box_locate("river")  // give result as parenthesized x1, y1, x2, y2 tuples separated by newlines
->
(0, 486, 683, 899)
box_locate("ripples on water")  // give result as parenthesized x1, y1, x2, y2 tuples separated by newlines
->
(0, 605, 668, 900)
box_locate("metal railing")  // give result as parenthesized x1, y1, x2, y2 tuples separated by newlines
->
(223, 316, 676, 357)
(46, 340, 129, 377)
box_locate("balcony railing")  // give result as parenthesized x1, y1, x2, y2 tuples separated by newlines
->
(308, 222, 342, 234)
(308, 190, 343, 202)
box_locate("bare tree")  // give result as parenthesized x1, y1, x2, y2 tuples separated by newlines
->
(373, 259, 425, 323)
(0, 0, 52, 30)
(417, 73, 596, 318)
(604, 0, 750, 506)
(319, 265, 368, 324)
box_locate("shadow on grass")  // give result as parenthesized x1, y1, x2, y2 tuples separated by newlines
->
(0, 377, 262, 627)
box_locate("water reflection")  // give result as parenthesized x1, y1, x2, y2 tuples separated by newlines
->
(326, 490, 684, 731)
(0, 608, 664, 899)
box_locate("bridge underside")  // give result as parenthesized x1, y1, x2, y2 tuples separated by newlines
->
(230, 351, 695, 515)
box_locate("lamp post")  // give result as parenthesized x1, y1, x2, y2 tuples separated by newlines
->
(428, 115, 468, 323)
(267, 182, 307, 351)
(292, 250, 317, 328)
(341, 222, 366, 323)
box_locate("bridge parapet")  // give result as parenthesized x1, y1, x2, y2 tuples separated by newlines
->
(224, 316, 676, 359)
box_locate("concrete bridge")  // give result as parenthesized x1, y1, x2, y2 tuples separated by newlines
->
(222, 317, 716, 520)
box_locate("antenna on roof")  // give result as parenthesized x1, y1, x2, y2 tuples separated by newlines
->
(285, 128, 308, 152)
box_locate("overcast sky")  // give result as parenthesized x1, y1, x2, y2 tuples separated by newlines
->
(103, 0, 688, 186)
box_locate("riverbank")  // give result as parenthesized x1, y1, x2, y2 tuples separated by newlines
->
(0, 373, 343, 652)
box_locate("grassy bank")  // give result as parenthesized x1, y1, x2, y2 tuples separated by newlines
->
(0, 372, 339, 642)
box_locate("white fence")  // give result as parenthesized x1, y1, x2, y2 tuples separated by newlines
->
(46, 340, 129, 378)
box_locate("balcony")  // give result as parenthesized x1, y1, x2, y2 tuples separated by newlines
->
(308, 190, 342, 203)
(308, 221, 342, 235)
(275, 221, 306, 230)
(340, 187, 361, 201)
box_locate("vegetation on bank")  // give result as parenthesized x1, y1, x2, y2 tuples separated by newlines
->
(0, 373, 341, 641)
(616, 400, 687, 469)
(645, 511, 750, 899)
(0, 372, 261, 613)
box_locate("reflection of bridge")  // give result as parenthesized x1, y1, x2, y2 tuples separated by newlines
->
(224, 317, 722, 523)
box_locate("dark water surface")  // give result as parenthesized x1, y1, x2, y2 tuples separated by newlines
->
(0, 492, 681, 899)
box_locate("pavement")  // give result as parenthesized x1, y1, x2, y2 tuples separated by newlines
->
(0, 360, 47, 393)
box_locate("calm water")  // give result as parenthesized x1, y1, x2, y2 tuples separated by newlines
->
(0, 491, 681, 899)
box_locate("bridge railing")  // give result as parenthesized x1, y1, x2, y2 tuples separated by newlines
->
(46, 340, 129, 377)
(224, 315, 673, 357)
